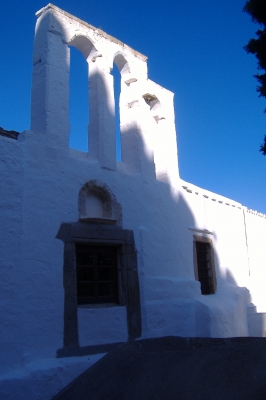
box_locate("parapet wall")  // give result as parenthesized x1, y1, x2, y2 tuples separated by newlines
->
(245, 210, 266, 312)
(181, 179, 266, 314)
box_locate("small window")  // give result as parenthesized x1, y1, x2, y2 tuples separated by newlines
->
(194, 239, 216, 295)
(75, 244, 119, 305)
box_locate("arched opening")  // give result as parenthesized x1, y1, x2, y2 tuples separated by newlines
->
(111, 63, 121, 161)
(68, 36, 96, 152)
(113, 54, 130, 162)
(69, 46, 89, 151)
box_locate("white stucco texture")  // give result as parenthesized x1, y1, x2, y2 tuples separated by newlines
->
(1, 3, 266, 396)
(78, 306, 128, 347)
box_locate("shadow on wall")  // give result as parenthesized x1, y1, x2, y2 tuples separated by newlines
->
(73, 71, 260, 339)
(31, 9, 263, 341)
(225, 270, 266, 337)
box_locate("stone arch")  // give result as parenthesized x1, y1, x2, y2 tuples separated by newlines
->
(113, 53, 130, 77)
(78, 180, 122, 225)
(68, 34, 98, 61)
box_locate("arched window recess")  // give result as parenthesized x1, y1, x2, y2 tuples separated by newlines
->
(78, 180, 122, 226)
(142, 93, 165, 123)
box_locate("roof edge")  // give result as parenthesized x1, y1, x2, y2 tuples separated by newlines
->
(35, 4, 148, 62)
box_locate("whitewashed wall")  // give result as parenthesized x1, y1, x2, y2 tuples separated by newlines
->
(245, 210, 266, 313)
(1, 4, 266, 398)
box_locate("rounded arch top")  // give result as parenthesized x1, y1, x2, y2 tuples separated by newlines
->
(78, 180, 122, 226)
(142, 93, 164, 122)
(150, 98, 162, 112)
(113, 53, 130, 77)
(68, 35, 98, 61)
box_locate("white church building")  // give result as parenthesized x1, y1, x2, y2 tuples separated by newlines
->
(1, 4, 266, 398)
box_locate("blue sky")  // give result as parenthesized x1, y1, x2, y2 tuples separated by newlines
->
(1, 1, 266, 213)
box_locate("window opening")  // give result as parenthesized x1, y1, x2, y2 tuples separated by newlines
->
(111, 63, 121, 161)
(69, 47, 89, 152)
(76, 244, 119, 305)
(195, 241, 215, 295)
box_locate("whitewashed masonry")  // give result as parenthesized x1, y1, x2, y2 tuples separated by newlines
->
(0, 4, 266, 399)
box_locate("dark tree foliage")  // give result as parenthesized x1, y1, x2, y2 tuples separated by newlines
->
(259, 134, 266, 154)
(243, 0, 266, 154)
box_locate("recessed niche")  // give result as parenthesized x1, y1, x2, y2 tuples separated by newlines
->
(78, 180, 122, 225)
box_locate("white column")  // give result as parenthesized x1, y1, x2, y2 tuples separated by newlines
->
(30, 9, 70, 148)
(88, 60, 116, 170)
